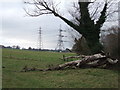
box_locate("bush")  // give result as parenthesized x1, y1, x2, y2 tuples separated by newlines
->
(72, 36, 91, 55)
(101, 26, 119, 59)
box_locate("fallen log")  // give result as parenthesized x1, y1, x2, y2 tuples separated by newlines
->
(61, 55, 85, 61)
(21, 53, 118, 72)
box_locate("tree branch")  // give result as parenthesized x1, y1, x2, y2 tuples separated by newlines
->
(24, 0, 82, 34)
(95, 2, 108, 29)
(79, 2, 94, 26)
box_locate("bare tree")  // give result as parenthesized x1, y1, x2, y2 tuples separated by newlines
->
(24, 0, 119, 54)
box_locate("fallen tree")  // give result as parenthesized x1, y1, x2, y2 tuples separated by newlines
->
(21, 52, 118, 72)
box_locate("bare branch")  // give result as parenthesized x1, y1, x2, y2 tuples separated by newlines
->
(106, 10, 119, 17)
(23, 7, 52, 17)
(106, 18, 120, 22)
(90, 3, 101, 19)
(68, 2, 81, 25)
(24, 0, 60, 17)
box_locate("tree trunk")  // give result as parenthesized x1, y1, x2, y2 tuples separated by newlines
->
(72, 33, 103, 55)
(77, 2, 105, 54)
(84, 32, 103, 54)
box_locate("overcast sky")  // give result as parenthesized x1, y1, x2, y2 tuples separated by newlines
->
(0, 0, 119, 49)
(1, 0, 72, 49)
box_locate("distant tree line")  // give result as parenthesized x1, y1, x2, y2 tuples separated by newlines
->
(0, 45, 20, 49)
(0, 45, 70, 52)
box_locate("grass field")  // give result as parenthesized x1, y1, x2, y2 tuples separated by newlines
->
(2, 48, 119, 88)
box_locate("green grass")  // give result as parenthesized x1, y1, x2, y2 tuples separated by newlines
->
(2, 48, 119, 88)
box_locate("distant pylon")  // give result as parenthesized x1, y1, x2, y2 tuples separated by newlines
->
(38, 27, 43, 50)
(55, 25, 66, 51)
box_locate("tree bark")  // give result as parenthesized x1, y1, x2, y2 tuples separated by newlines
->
(85, 34, 103, 54)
